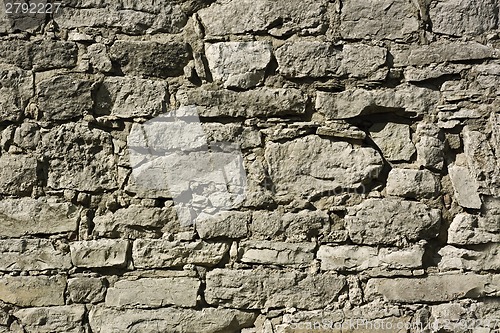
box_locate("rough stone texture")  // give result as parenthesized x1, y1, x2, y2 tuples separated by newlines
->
(341, 44, 387, 78)
(448, 164, 482, 209)
(0, 64, 33, 122)
(346, 198, 441, 245)
(438, 244, 500, 272)
(0, 275, 66, 306)
(205, 42, 272, 88)
(13, 305, 85, 333)
(70, 239, 129, 268)
(448, 213, 500, 245)
(369, 123, 416, 162)
(67, 277, 107, 304)
(196, 211, 250, 239)
(386, 168, 440, 198)
(0, 154, 37, 196)
(238, 241, 315, 266)
(206, 269, 345, 310)
(0, 239, 71, 271)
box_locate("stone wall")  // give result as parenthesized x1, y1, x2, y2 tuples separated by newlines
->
(0, 0, 500, 332)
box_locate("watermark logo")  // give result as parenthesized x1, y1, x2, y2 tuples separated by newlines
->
(0, 0, 64, 32)
(127, 106, 247, 226)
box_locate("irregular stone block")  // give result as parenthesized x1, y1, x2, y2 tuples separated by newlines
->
(365, 274, 500, 303)
(89, 306, 256, 333)
(93, 205, 178, 239)
(70, 239, 130, 268)
(340, 0, 420, 40)
(0, 239, 71, 271)
(275, 41, 342, 78)
(205, 41, 272, 88)
(67, 277, 107, 304)
(386, 168, 440, 198)
(94, 77, 168, 118)
(39, 122, 118, 192)
(346, 198, 441, 245)
(369, 123, 416, 162)
(31, 40, 78, 71)
(177, 87, 306, 117)
(316, 121, 367, 140)
(429, 0, 498, 36)
(36, 75, 94, 121)
(0, 275, 66, 306)
(105, 276, 200, 308)
(198, 0, 328, 37)
(0, 154, 37, 196)
(0, 64, 33, 122)
(196, 211, 250, 239)
(317, 244, 424, 271)
(206, 269, 345, 310)
(438, 244, 500, 272)
(316, 85, 439, 119)
(448, 213, 500, 245)
(132, 239, 228, 268)
(238, 241, 315, 266)
(415, 123, 445, 170)
(448, 164, 482, 209)
(109, 40, 189, 78)
(341, 44, 387, 78)
(14, 305, 85, 333)
(265, 136, 383, 199)
(0, 197, 79, 237)
(0, 40, 32, 69)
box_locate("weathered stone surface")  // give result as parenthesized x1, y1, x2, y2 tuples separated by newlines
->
(198, 0, 328, 37)
(429, 0, 498, 36)
(341, 44, 387, 78)
(36, 75, 94, 121)
(93, 205, 178, 239)
(275, 41, 342, 78)
(94, 76, 168, 118)
(346, 198, 441, 245)
(105, 276, 200, 308)
(70, 239, 130, 268)
(0, 154, 37, 196)
(386, 168, 440, 198)
(370, 123, 416, 162)
(0, 64, 33, 122)
(316, 121, 367, 140)
(265, 135, 383, 199)
(206, 269, 345, 310)
(177, 87, 306, 117)
(39, 122, 118, 192)
(109, 40, 189, 78)
(340, 0, 420, 40)
(31, 40, 78, 71)
(438, 244, 500, 272)
(415, 123, 445, 170)
(132, 239, 229, 268)
(196, 211, 250, 239)
(14, 305, 85, 333)
(205, 42, 272, 88)
(0, 197, 79, 237)
(448, 164, 482, 209)
(239, 241, 315, 266)
(89, 306, 256, 333)
(0, 275, 66, 306)
(448, 213, 500, 245)
(316, 85, 439, 119)
(67, 277, 107, 304)
(365, 274, 500, 303)
(318, 244, 424, 272)
(0, 239, 71, 271)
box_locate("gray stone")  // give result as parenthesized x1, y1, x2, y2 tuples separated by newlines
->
(317, 244, 424, 272)
(0, 154, 37, 196)
(206, 269, 345, 310)
(341, 44, 387, 78)
(196, 211, 250, 239)
(94, 76, 169, 118)
(198, 0, 328, 37)
(346, 198, 441, 245)
(0, 40, 32, 69)
(36, 75, 94, 121)
(316, 85, 439, 119)
(89, 306, 256, 333)
(415, 123, 445, 170)
(238, 241, 315, 266)
(429, 0, 498, 36)
(438, 244, 500, 272)
(0, 197, 79, 237)
(105, 276, 200, 308)
(14, 305, 85, 333)
(205, 42, 272, 88)
(31, 40, 78, 71)
(370, 123, 416, 162)
(0, 239, 71, 271)
(404, 63, 470, 82)
(87, 43, 113, 73)
(265, 135, 383, 199)
(0, 275, 66, 306)
(386, 168, 440, 198)
(316, 121, 367, 140)
(0, 64, 33, 122)
(275, 41, 342, 78)
(340, 0, 420, 40)
(448, 164, 482, 209)
(70, 239, 130, 268)
(177, 87, 306, 117)
(448, 213, 500, 245)
(109, 40, 189, 78)
(365, 274, 500, 303)
(67, 277, 107, 304)
(132, 239, 229, 268)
